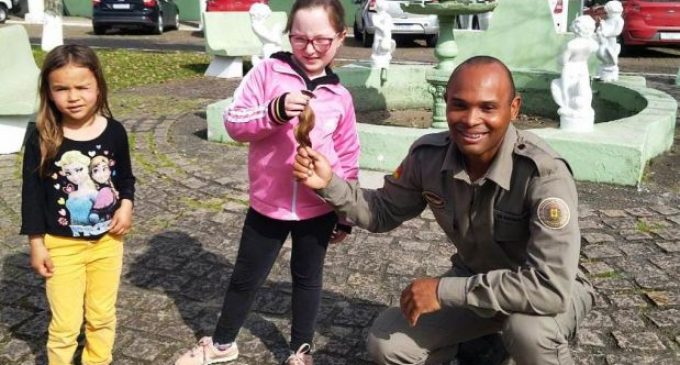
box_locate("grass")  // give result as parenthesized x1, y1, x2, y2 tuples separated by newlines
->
(32, 48, 210, 92)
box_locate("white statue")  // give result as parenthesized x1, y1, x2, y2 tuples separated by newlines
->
(249, 3, 284, 66)
(595, 0, 624, 82)
(551, 15, 599, 132)
(370, 0, 396, 69)
(41, 0, 63, 52)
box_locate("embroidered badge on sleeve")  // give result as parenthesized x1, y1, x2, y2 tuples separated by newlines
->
(537, 197, 570, 229)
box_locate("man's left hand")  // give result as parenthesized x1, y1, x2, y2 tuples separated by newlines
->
(400, 277, 441, 327)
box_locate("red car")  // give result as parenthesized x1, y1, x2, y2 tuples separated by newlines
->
(206, 0, 267, 12)
(621, 0, 680, 47)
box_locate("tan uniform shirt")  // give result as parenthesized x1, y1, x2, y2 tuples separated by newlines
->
(319, 124, 593, 317)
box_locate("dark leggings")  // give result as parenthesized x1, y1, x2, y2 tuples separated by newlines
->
(213, 208, 337, 350)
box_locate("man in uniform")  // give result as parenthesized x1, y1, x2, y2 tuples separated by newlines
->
(293, 56, 594, 365)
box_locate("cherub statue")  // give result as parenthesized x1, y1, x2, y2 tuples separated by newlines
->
(595, 0, 624, 82)
(370, 0, 396, 69)
(550, 15, 599, 132)
(249, 3, 284, 66)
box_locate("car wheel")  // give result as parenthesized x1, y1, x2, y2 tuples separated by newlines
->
(425, 34, 438, 47)
(618, 36, 640, 56)
(0, 4, 8, 23)
(353, 20, 362, 41)
(362, 29, 373, 48)
(93, 25, 107, 35)
(153, 12, 163, 34)
(173, 12, 179, 30)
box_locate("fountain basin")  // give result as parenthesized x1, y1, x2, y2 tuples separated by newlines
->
(206, 63, 677, 186)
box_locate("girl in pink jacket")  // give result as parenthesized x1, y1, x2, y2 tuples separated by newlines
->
(175, 0, 359, 364)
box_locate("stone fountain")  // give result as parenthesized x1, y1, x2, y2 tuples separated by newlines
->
(206, 0, 677, 186)
(401, 0, 497, 128)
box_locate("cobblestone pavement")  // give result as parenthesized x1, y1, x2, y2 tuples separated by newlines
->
(1, 78, 679, 364)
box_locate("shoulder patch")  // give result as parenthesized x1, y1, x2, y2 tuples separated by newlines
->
(392, 164, 403, 179)
(537, 197, 570, 230)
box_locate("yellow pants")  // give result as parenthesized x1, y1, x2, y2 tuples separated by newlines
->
(44, 233, 123, 365)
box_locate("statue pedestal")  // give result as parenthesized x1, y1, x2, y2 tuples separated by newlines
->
(559, 111, 594, 132)
(41, 13, 63, 52)
(597, 65, 619, 82)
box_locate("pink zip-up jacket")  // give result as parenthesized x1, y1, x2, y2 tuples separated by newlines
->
(224, 55, 360, 221)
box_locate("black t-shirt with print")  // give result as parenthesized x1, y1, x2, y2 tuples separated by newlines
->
(20, 118, 135, 240)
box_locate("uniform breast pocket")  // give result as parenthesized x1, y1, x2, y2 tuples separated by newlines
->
(494, 209, 530, 244)
(423, 190, 455, 236)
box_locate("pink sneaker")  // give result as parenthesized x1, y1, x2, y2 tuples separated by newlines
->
(285, 343, 313, 365)
(174, 337, 238, 365)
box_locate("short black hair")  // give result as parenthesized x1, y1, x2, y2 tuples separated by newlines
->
(447, 55, 517, 102)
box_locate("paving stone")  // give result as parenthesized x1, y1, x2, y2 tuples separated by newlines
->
(0, 307, 34, 328)
(611, 309, 646, 329)
(624, 208, 656, 217)
(607, 293, 648, 308)
(667, 215, 680, 225)
(581, 310, 613, 328)
(579, 220, 604, 230)
(581, 261, 615, 276)
(577, 329, 607, 347)
(611, 331, 666, 351)
(0, 339, 32, 362)
(635, 273, 679, 289)
(605, 354, 679, 365)
(582, 233, 616, 244)
(601, 218, 637, 229)
(655, 241, 680, 253)
(649, 255, 680, 271)
(583, 245, 622, 259)
(619, 243, 657, 255)
(646, 291, 680, 307)
(650, 206, 680, 216)
(645, 308, 680, 328)
(600, 210, 628, 218)
(120, 335, 171, 362)
(655, 227, 680, 241)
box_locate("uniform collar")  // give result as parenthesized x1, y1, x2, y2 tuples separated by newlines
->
(445, 124, 517, 190)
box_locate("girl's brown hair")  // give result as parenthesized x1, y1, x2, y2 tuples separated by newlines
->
(36, 44, 112, 177)
(285, 0, 346, 34)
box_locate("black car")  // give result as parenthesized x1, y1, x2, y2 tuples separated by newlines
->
(92, 0, 180, 35)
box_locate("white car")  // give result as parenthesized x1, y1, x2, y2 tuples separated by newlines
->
(353, 0, 439, 47)
(0, 0, 17, 23)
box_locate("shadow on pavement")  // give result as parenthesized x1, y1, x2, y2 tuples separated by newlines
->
(125, 230, 384, 363)
(0, 251, 49, 364)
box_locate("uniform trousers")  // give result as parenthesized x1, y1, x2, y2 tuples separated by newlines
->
(44, 233, 123, 365)
(367, 273, 593, 365)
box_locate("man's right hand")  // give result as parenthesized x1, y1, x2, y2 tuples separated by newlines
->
(29, 236, 54, 278)
(294, 146, 333, 189)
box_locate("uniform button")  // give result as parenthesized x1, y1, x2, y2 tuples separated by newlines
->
(517, 143, 526, 150)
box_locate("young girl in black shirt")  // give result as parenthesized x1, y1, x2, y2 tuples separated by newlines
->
(20, 44, 135, 365)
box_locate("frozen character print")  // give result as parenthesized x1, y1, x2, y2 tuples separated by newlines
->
(54, 151, 98, 233)
(89, 155, 118, 224)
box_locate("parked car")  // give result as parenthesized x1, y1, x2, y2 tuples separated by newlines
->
(620, 0, 680, 48)
(0, 0, 19, 23)
(353, 0, 439, 47)
(206, 0, 266, 12)
(92, 0, 180, 35)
